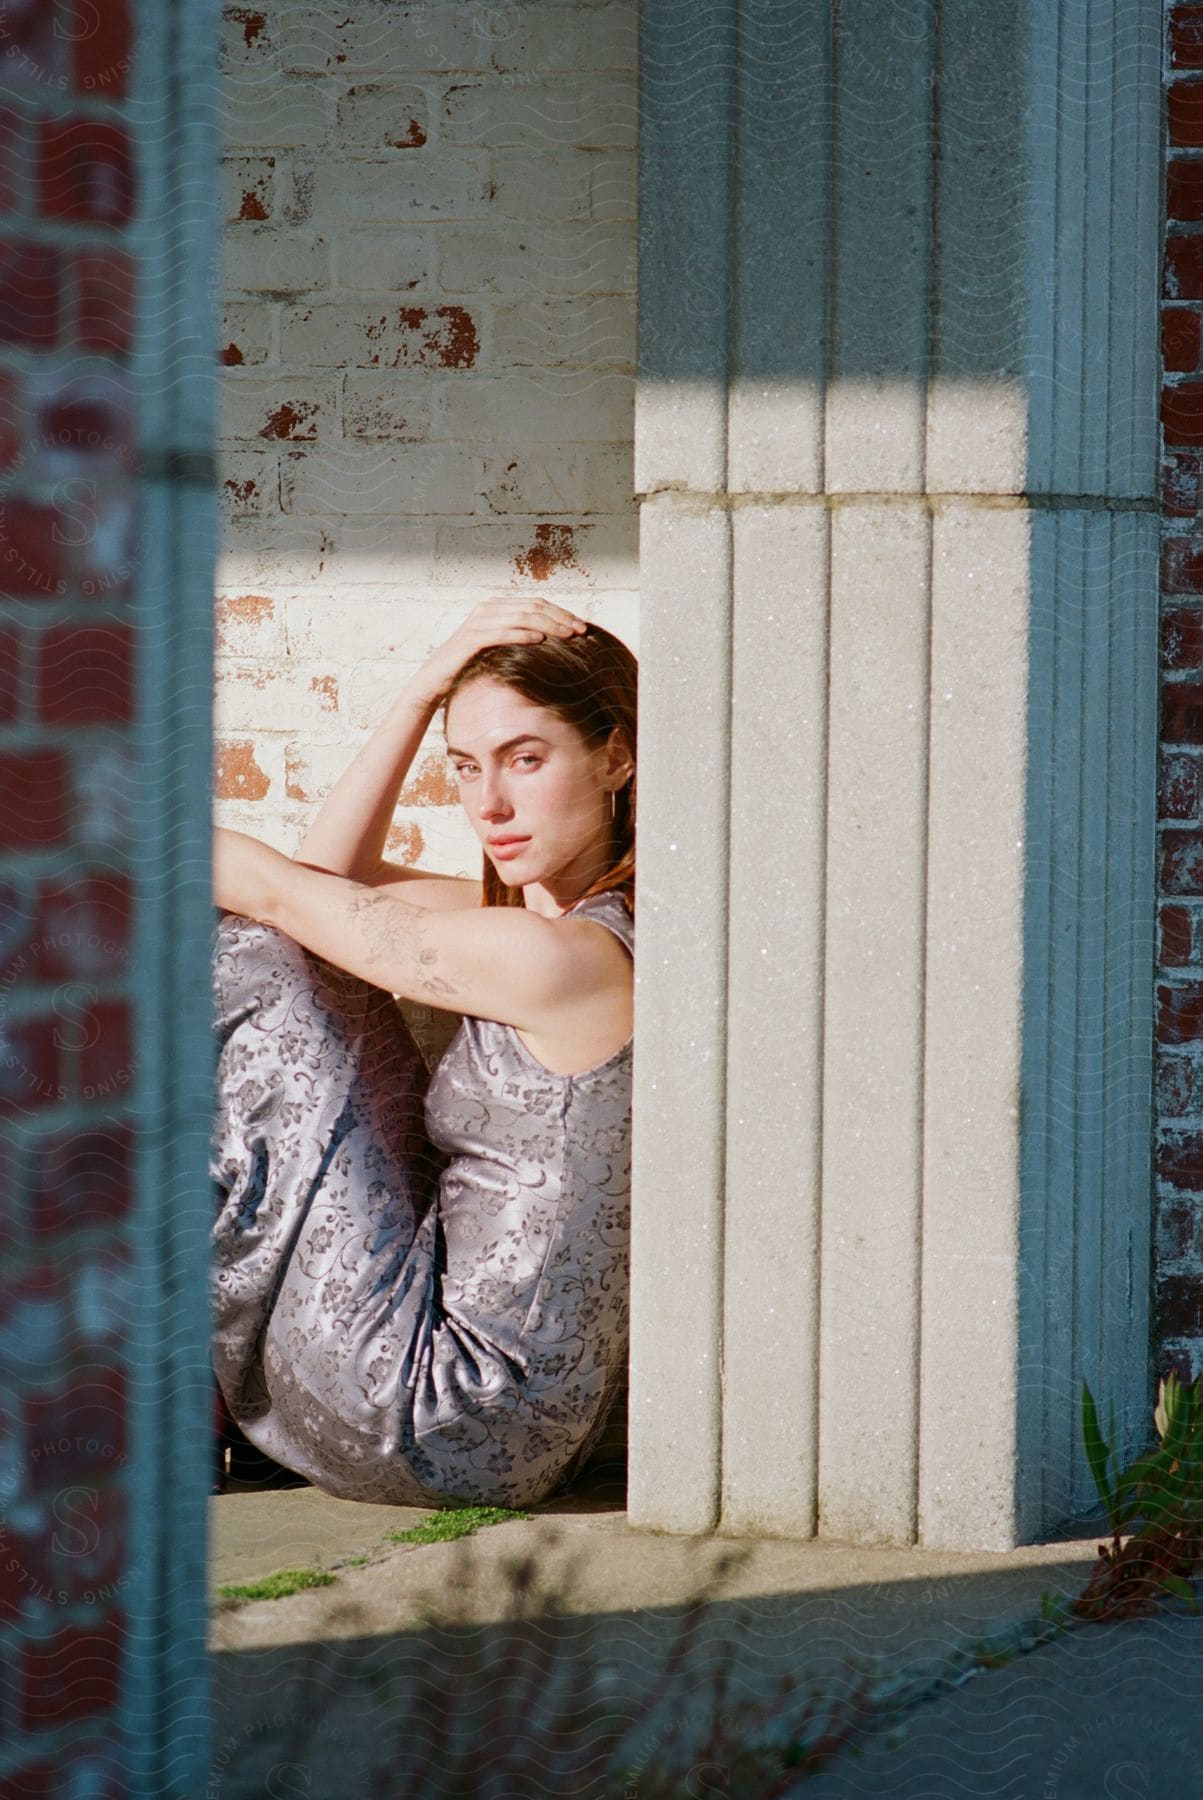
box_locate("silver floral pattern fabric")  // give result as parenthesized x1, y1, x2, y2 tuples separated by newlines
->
(209, 889, 633, 1508)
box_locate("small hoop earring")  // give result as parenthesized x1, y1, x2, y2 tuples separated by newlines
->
(609, 789, 616, 821)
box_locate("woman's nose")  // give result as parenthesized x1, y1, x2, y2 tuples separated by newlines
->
(479, 773, 511, 817)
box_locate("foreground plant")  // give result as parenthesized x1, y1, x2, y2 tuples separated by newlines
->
(1070, 1370, 1203, 1622)
(216, 1566, 336, 1607)
(384, 1504, 530, 1547)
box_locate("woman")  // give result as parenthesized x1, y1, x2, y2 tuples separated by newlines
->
(209, 597, 637, 1509)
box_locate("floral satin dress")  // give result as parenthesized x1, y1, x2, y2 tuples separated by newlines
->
(208, 888, 633, 1508)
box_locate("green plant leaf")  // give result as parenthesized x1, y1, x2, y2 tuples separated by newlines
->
(216, 1567, 336, 1604)
(1081, 1380, 1114, 1515)
(1154, 1373, 1177, 1444)
(1160, 1575, 1199, 1612)
(1115, 1451, 1171, 1500)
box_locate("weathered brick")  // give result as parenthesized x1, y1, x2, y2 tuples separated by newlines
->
(1161, 903, 1195, 966)
(438, 224, 631, 294)
(1156, 1273, 1203, 1336)
(488, 149, 594, 221)
(19, 1614, 125, 1729)
(331, 226, 435, 293)
(1159, 1338, 1203, 1383)
(1157, 1048, 1197, 1117)
(67, 0, 133, 96)
(0, 624, 19, 723)
(310, 154, 491, 222)
(221, 154, 276, 223)
(1157, 1196, 1203, 1261)
(32, 874, 132, 984)
(342, 663, 441, 731)
(281, 301, 479, 369)
(222, 79, 331, 149)
(1173, 6, 1203, 69)
(384, 816, 428, 861)
(280, 445, 484, 516)
(342, 374, 432, 440)
(0, 1481, 127, 1621)
(214, 591, 280, 657)
(479, 444, 635, 515)
(1163, 684, 1203, 748)
(220, 373, 338, 442)
(433, 369, 634, 442)
(37, 624, 135, 726)
(289, 739, 452, 810)
(221, 516, 436, 590)
(1161, 829, 1203, 895)
(0, 106, 27, 213)
(0, 499, 68, 596)
(220, 5, 275, 72)
(220, 449, 277, 517)
(0, 242, 60, 348)
(0, 368, 22, 468)
(76, 251, 137, 356)
(1160, 748, 1200, 818)
(218, 301, 273, 367)
(277, 6, 490, 76)
(1165, 234, 1203, 301)
(29, 1123, 135, 1236)
(440, 76, 638, 149)
(282, 592, 455, 663)
(1169, 156, 1203, 222)
(336, 84, 429, 150)
(490, 296, 635, 369)
(1165, 451, 1201, 517)
(437, 8, 594, 76)
(77, 998, 133, 1101)
(0, 1012, 64, 1111)
(0, 3, 64, 90)
(434, 515, 636, 587)
(1157, 1133, 1203, 1192)
(0, 752, 71, 848)
(216, 516, 332, 590)
(1165, 306, 1202, 374)
(1163, 379, 1203, 444)
(1163, 602, 1203, 664)
(214, 736, 273, 802)
(1170, 77, 1203, 148)
(221, 227, 331, 295)
(38, 119, 135, 225)
(37, 380, 137, 470)
(1160, 979, 1203, 1041)
(215, 661, 341, 731)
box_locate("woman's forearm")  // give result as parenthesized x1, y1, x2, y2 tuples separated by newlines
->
(213, 827, 291, 923)
(291, 676, 444, 880)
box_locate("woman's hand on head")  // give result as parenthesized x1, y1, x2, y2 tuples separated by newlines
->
(417, 598, 588, 702)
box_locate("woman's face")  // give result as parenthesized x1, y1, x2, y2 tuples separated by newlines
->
(444, 676, 620, 904)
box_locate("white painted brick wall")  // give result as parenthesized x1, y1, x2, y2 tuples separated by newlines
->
(215, 2, 639, 867)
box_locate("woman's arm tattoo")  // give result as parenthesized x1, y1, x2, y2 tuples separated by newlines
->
(345, 886, 462, 1001)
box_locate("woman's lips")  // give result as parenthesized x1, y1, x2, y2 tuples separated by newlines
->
(489, 837, 530, 859)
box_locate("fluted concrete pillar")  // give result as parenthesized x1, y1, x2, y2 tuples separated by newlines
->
(628, 0, 1161, 1549)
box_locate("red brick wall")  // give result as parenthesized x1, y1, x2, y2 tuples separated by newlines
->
(1160, 3, 1203, 1384)
(0, 1, 140, 1789)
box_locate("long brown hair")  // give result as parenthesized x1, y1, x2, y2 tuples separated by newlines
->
(440, 622, 637, 916)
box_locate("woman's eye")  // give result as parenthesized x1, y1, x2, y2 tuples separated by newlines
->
(516, 755, 541, 769)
